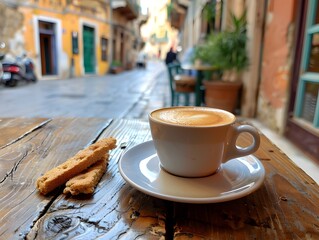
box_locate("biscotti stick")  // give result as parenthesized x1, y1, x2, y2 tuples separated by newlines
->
(36, 137, 116, 195)
(63, 153, 108, 195)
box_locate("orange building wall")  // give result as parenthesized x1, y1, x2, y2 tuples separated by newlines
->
(62, 14, 79, 76)
(20, 8, 36, 58)
(19, 3, 110, 79)
(257, 0, 298, 133)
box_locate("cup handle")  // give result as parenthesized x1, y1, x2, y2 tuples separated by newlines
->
(223, 125, 260, 163)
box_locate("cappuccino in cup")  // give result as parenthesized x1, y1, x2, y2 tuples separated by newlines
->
(151, 107, 234, 127)
(149, 107, 260, 177)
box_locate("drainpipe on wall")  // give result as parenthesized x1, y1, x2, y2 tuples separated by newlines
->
(108, 0, 113, 73)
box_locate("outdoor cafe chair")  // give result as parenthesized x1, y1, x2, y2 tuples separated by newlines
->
(167, 63, 196, 106)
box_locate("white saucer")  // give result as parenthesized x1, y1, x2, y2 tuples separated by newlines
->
(118, 140, 265, 204)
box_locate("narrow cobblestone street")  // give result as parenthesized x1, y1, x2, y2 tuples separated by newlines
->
(0, 61, 170, 118)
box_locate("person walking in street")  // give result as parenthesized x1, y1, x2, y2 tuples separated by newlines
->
(165, 47, 178, 65)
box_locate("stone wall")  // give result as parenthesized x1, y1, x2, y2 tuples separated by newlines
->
(0, 3, 24, 58)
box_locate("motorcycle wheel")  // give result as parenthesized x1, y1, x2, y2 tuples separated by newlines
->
(5, 79, 17, 87)
(30, 74, 37, 83)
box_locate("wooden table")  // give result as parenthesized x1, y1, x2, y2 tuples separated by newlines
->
(181, 64, 218, 106)
(0, 118, 318, 239)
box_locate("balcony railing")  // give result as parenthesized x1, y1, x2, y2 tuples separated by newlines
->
(168, 1, 187, 30)
(112, 0, 140, 20)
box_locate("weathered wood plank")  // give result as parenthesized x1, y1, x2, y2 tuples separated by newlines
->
(0, 118, 50, 148)
(0, 118, 112, 240)
(173, 133, 319, 239)
(27, 119, 167, 239)
(2, 118, 318, 239)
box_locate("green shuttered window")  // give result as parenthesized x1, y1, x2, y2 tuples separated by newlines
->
(295, 0, 319, 128)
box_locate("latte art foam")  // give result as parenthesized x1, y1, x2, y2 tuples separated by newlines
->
(151, 107, 234, 126)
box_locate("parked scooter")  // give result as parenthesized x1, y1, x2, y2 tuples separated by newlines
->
(0, 55, 3, 81)
(0, 42, 4, 83)
(1, 53, 37, 87)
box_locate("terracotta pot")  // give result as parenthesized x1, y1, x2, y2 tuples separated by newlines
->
(110, 66, 123, 74)
(203, 81, 242, 113)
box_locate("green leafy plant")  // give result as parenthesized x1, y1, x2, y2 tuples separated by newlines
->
(203, 1, 217, 24)
(194, 33, 220, 66)
(194, 11, 248, 80)
(166, 2, 173, 19)
(111, 60, 122, 67)
(221, 11, 248, 72)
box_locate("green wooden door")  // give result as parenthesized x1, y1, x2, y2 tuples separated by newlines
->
(83, 26, 95, 74)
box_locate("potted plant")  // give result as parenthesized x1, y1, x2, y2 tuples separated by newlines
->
(194, 12, 248, 113)
(110, 60, 123, 74)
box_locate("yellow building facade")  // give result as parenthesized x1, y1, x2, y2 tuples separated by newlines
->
(140, 0, 178, 60)
(1, 0, 141, 80)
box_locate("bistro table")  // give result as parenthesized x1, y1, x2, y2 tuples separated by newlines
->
(0, 117, 318, 239)
(181, 63, 218, 106)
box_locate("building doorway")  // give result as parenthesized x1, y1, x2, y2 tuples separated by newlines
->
(82, 25, 95, 74)
(39, 21, 57, 75)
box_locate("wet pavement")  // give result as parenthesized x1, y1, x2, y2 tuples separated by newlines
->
(0, 60, 171, 118)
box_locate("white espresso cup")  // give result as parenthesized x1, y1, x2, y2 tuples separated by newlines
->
(149, 106, 260, 177)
